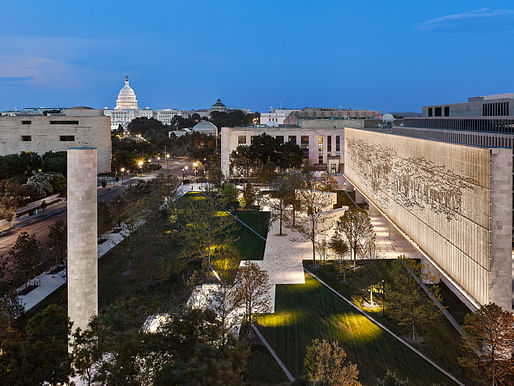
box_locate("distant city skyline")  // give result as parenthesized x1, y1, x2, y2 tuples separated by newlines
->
(1, 0, 513, 113)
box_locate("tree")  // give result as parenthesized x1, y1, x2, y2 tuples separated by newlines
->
(23, 305, 72, 384)
(97, 201, 113, 239)
(267, 175, 293, 236)
(0, 283, 24, 330)
(386, 260, 440, 342)
(230, 145, 256, 179)
(294, 188, 335, 267)
(9, 232, 41, 288)
(283, 170, 304, 228)
(376, 370, 408, 386)
(276, 141, 303, 170)
(328, 237, 349, 265)
(177, 194, 238, 265)
(110, 195, 127, 228)
(332, 207, 375, 269)
(47, 219, 67, 266)
(304, 339, 360, 386)
(234, 262, 271, 324)
(210, 254, 243, 346)
(458, 303, 514, 385)
(257, 160, 277, 184)
(71, 322, 102, 386)
(0, 196, 16, 226)
(242, 183, 257, 208)
(319, 172, 338, 192)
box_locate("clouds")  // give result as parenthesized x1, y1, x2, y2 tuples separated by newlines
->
(0, 35, 122, 88)
(418, 8, 514, 32)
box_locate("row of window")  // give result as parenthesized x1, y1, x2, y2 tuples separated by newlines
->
(21, 135, 75, 142)
(404, 118, 514, 133)
(428, 106, 450, 117)
(238, 134, 340, 149)
(483, 102, 510, 117)
(20, 120, 80, 125)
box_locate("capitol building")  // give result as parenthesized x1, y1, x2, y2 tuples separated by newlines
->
(104, 76, 235, 131)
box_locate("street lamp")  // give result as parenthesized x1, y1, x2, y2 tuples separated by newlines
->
(138, 160, 143, 175)
(120, 167, 125, 185)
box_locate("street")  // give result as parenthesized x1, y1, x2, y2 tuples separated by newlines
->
(0, 157, 192, 263)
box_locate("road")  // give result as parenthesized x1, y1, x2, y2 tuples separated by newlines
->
(0, 157, 192, 261)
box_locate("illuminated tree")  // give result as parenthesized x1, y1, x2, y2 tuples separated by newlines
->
(332, 207, 375, 268)
(304, 339, 360, 386)
(458, 303, 514, 385)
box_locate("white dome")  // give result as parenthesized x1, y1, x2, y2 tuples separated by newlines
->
(115, 76, 138, 110)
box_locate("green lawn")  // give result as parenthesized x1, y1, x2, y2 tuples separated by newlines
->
(255, 272, 459, 385)
(245, 345, 289, 385)
(234, 211, 270, 260)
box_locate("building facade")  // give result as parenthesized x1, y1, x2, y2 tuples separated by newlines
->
(344, 128, 512, 311)
(221, 125, 345, 177)
(260, 108, 300, 126)
(0, 107, 111, 173)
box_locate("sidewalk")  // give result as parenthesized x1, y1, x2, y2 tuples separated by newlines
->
(17, 225, 131, 312)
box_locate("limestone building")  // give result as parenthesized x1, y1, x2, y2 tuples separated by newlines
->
(221, 125, 345, 178)
(344, 128, 512, 311)
(0, 107, 111, 173)
(393, 94, 514, 236)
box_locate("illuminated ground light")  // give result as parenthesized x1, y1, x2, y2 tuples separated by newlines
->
(330, 313, 383, 343)
(256, 310, 304, 327)
(214, 211, 229, 217)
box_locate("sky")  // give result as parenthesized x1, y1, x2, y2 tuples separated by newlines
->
(0, 0, 513, 113)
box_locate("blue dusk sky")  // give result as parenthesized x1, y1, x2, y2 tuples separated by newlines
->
(0, 0, 513, 113)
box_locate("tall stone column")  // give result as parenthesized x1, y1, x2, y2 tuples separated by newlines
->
(67, 148, 98, 334)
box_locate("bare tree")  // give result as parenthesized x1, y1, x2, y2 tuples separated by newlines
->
(210, 254, 242, 345)
(304, 339, 361, 386)
(332, 207, 375, 268)
(233, 262, 271, 324)
(294, 188, 335, 267)
(458, 303, 514, 385)
(47, 219, 66, 266)
(266, 175, 292, 236)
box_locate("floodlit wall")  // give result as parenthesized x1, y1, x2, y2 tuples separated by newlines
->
(344, 128, 512, 310)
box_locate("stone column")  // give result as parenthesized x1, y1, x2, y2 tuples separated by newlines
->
(67, 148, 98, 334)
(220, 127, 230, 178)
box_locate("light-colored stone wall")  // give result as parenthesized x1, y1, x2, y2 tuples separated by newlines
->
(0, 112, 111, 173)
(344, 128, 512, 310)
(67, 148, 98, 333)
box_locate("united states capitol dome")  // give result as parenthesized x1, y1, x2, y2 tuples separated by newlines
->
(115, 75, 138, 110)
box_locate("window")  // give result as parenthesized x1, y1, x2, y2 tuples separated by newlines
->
(21, 135, 32, 141)
(276, 135, 284, 144)
(428, 108, 433, 117)
(301, 136, 309, 159)
(434, 107, 442, 117)
(335, 136, 340, 152)
(327, 135, 332, 153)
(21, 120, 31, 125)
(318, 135, 323, 152)
(331, 164, 337, 173)
(318, 155, 323, 164)
(444, 106, 449, 116)
(51, 120, 79, 125)
(60, 135, 75, 141)
(238, 135, 246, 145)
(288, 135, 296, 144)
